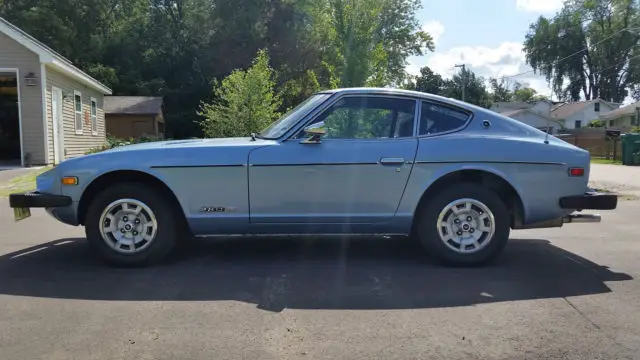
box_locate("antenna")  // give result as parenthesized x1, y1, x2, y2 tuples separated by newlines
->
(544, 120, 550, 144)
(544, 101, 551, 144)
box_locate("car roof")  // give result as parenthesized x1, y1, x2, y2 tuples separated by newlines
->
(317, 87, 483, 112)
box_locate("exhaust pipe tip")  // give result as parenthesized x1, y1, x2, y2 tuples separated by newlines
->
(563, 213, 602, 223)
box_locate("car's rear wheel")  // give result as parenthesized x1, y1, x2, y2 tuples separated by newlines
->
(416, 183, 510, 266)
(85, 182, 180, 266)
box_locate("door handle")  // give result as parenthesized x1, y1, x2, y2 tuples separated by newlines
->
(379, 157, 406, 165)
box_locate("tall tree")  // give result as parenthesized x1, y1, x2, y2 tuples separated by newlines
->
(405, 66, 446, 95)
(310, 0, 434, 88)
(523, 0, 640, 102)
(442, 68, 492, 108)
(489, 78, 514, 102)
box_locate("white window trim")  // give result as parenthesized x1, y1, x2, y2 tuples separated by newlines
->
(74, 90, 83, 134)
(90, 97, 98, 136)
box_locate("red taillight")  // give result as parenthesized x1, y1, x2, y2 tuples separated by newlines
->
(569, 167, 585, 177)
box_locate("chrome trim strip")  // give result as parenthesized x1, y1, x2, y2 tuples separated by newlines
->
(250, 162, 379, 167)
(150, 164, 245, 169)
(413, 160, 566, 165)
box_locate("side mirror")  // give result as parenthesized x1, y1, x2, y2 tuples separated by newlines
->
(300, 121, 327, 144)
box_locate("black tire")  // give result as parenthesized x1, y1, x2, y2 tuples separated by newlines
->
(415, 182, 510, 266)
(85, 182, 182, 266)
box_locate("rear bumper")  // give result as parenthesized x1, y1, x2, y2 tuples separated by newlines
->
(9, 192, 72, 208)
(559, 192, 618, 210)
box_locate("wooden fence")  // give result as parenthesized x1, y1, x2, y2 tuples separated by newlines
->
(556, 128, 622, 160)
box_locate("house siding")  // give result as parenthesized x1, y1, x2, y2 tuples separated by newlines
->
(609, 115, 635, 129)
(563, 102, 617, 129)
(45, 66, 106, 160)
(0, 31, 46, 165)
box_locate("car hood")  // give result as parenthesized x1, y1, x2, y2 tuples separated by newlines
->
(57, 136, 277, 171)
(100, 137, 266, 153)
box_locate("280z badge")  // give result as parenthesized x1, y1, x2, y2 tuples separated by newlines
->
(199, 206, 235, 213)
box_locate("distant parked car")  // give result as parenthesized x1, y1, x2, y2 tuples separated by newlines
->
(9, 88, 617, 266)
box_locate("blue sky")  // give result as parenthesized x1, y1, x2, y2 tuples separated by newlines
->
(408, 0, 565, 98)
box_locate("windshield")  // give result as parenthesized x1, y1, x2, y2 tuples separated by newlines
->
(259, 93, 332, 139)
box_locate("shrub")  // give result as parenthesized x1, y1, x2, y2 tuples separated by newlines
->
(85, 135, 168, 155)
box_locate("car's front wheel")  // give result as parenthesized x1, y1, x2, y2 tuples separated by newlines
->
(415, 183, 510, 266)
(85, 182, 181, 266)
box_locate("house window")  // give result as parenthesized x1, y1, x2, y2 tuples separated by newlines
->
(609, 120, 614, 127)
(594, 102, 600, 112)
(574, 120, 582, 129)
(74, 91, 83, 134)
(90, 98, 98, 135)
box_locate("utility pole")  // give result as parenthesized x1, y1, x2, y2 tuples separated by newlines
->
(454, 64, 466, 102)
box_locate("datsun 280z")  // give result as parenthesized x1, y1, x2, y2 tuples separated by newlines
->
(9, 88, 618, 266)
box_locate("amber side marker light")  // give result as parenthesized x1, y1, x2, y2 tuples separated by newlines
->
(61, 176, 78, 185)
(568, 167, 585, 177)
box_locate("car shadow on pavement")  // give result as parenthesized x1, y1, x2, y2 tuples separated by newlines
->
(0, 236, 632, 312)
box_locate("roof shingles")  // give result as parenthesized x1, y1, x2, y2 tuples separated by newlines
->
(104, 96, 163, 115)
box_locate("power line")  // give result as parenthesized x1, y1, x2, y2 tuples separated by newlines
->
(498, 26, 640, 81)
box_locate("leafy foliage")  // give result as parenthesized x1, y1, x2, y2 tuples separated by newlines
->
(523, 0, 640, 102)
(489, 78, 549, 103)
(198, 49, 282, 138)
(1, 0, 433, 138)
(406, 66, 493, 108)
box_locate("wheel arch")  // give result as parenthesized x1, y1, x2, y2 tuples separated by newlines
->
(77, 170, 187, 227)
(412, 168, 526, 229)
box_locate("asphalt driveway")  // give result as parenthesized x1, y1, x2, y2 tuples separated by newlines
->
(1, 197, 639, 360)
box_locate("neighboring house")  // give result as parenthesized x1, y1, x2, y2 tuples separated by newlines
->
(105, 96, 165, 140)
(0, 17, 112, 167)
(492, 99, 554, 117)
(550, 99, 619, 130)
(600, 100, 640, 130)
(491, 100, 561, 133)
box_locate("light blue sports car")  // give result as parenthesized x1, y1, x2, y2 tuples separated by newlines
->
(9, 88, 617, 266)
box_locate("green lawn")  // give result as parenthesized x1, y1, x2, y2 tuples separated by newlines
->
(590, 158, 622, 165)
(0, 167, 52, 198)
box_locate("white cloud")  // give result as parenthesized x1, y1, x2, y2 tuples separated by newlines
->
(422, 20, 445, 46)
(516, 0, 563, 13)
(407, 41, 554, 98)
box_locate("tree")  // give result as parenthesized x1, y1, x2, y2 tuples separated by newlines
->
(523, 0, 640, 102)
(443, 68, 492, 108)
(0, 0, 436, 138)
(405, 66, 446, 95)
(310, 0, 434, 88)
(489, 78, 514, 102)
(198, 50, 282, 138)
(512, 85, 548, 102)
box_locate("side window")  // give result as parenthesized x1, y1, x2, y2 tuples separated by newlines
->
(300, 96, 416, 139)
(419, 101, 469, 136)
(74, 91, 83, 134)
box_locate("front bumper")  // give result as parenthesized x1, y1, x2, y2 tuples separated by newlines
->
(559, 191, 618, 211)
(9, 192, 72, 208)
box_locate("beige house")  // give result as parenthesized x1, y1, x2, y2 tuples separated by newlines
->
(0, 17, 111, 167)
(601, 100, 640, 130)
(105, 96, 165, 139)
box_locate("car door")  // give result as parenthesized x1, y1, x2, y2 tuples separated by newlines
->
(248, 94, 419, 226)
